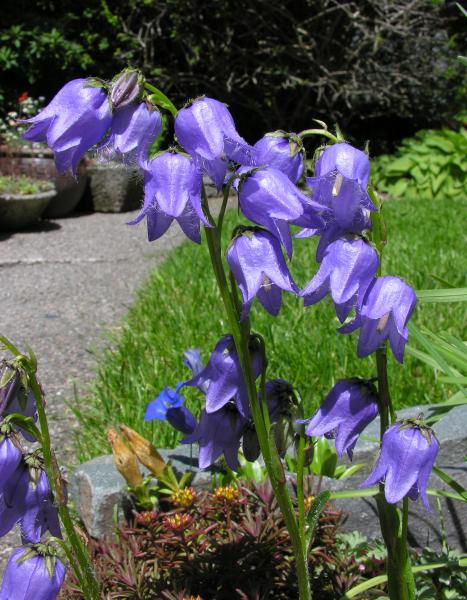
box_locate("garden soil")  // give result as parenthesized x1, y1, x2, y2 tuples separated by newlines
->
(0, 209, 189, 574)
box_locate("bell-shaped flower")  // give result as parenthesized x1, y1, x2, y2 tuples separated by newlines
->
(99, 102, 162, 163)
(253, 132, 304, 183)
(0, 459, 29, 537)
(0, 427, 23, 484)
(315, 142, 372, 191)
(23, 78, 112, 175)
(227, 229, 299, 320)
(300, 176, 374, 262)
(110, 69, 143, 109)
(185, 334, 263, 418)
(175, 96, 256, 190)
(339, 276, 417, 363)
(128, 151, 210, 243)
(21, 469, 61, 543)
(0, 362, 39, 442)
(360, 421, 439, 510)
(0, 546, 66, 600)
(300, 379, 379, 459)
(300, 237, 379, 322)
(239, 167, 327, 258)
(144, 384, 197, 435)
(182, 403, 248, 470)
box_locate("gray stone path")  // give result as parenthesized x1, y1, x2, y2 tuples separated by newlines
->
(0, 210, 187, 573)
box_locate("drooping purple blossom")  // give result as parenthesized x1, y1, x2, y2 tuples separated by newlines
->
(185, 335, 263, 418)
(144, 386, 184, 421)
(238, 167, 327, 258)
(300, 379, 379, 459)
(23, 79, 112, 175)
(99, 102, 162, 163)
(300, 237, 379, 322)
(0, 459, 29, 537)
(182, 404, 248, 470)
(128, 151, 209, 243)
(339, 276, 417, 363)
(227, 229, 299, 320)
(21, 469, 61, 543)
(360, 421, 439, 510)
(175, 96, 256, 190)
(315, 142, 372, 191)
(0, 429, 23, 484)
(0, 546, 66, 600)
(253, 132, 305, 183)
(166, 406, 197, 435)
(0, 362, 39, 442)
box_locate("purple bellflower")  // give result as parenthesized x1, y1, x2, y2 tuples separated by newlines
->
(129, 151, 209, 243)
(185, 335, 263, 418)
(0, 459, 29, 537)
(175, 96, 256, 190)
(144, 385, 197, 435)
(183, 404, 248, 470)
(0, 429, 22, 485)
(99, 102, 162, 163)
(227, 229, 299, 320)
(360, 421, 439, 510)
(21, 469, 61, 543)
(239, 167, 327, 258)
(253, 132, 305, 183)
(0, 546, 66, 600)
(0, 363, 39, 443)
(339, 276, 417, 363)
(300, 379, 379, 459)
(300, 237, 379, 322)
(23, 79, 112, 175)
(315, 142, 372, 192)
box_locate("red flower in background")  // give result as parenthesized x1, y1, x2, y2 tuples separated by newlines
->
(18, 92, 28, 103)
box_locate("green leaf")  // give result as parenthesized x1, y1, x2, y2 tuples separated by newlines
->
(432, 466, 467, 501)
(145, 83, 178, 116)
(415, 288, 467, 303)
(305, 490, 331, 548)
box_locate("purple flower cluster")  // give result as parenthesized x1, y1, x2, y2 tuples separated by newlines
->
(0, 362, 65, 599)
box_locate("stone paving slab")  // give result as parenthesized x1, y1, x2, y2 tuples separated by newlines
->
(0, 209, 189, 574)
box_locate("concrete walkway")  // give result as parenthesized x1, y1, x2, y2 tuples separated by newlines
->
(0, 209, 187, 571)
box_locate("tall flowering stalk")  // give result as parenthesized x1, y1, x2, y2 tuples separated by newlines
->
(16, 68, 448, 600)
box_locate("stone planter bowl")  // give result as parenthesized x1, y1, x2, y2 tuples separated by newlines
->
(0, 189, 55, 231)
(88, 164, 143, 212)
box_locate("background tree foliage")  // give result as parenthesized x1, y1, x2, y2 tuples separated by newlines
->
(0, 0, 465, 151)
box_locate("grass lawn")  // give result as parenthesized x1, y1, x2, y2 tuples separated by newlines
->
(72, 194, 466, 462)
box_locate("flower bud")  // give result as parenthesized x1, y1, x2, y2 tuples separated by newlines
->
(107, 428, 143, 487)
(119, 424, 166, 477)
(110, 70, 142, 108)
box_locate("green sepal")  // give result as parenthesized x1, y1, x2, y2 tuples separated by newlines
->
(145, 83, 178, 117)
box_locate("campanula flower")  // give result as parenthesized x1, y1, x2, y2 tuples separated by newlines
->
(360, 420, 439, 510)
(315, 142, 372, 192)
(23, 79, 112, 175)
(129, 151, 209, 243)
(300, 379, 378, 459)
(0, 546, 66, 600)
(339, 276, 417, 363)
(185, 335, 263, 417)
(175, 96, 256, 189)
(99, 102, 162, 163)
(21, 469, 61, 543)
(253, 132, 305, 183)
(239, 167, 327, 258)
(227, 229, 299, 320)
(144, 385, 184, 421)
(0, 459, 29, 537)
(182, 403, 248, 470)
(0, 362, 39, 442)
(166, 406, 197, 435)
(301, 237, 379, 322)
(0, 428, 22, 485)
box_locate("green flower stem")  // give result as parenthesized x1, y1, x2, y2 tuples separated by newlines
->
(202, 186, 311, 600)
(375, 346, 415, 600)
(298, 128, 338, 143)
(28, 373, 100, 600)
(296, 429, 307, 552)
